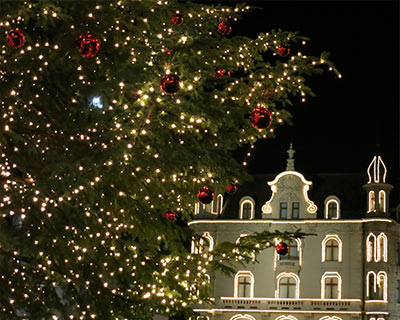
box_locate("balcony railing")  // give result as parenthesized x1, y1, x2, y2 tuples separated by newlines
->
(220, 297, 361, 311)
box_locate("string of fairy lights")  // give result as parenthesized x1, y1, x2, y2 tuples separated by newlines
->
(0, 0, 340, 318)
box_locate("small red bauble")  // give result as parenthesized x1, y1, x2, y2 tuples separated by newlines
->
(250, 106, 272, 129)
(276, 242, 288, 255)
(215, 68, 230, 78)
(6, 29, 26, 48)
(76, 33, 100, 58)
(197, 186, 214, 204)
(218, 20, 232, 36)
(277, 45, 290, 57)
(225, 183, 237, 194)
(171, 13, 184, 26)
(164, 210, 176, 221)
(160, 74, 181, 94)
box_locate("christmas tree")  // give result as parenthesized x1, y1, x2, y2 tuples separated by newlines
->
(0, 1, 339, 319)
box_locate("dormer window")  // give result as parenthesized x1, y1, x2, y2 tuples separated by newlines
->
(368, 191, 376, 212)
(239, 197, 255, 219)
(324, 196, 341, 219)
(280, 202, 288, 219)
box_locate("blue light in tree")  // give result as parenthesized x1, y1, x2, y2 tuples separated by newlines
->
(91, 96, 103, 109)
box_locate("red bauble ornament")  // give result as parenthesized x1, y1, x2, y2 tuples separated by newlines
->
(171, 13, 184, 26)
(76, 33, 100, 58)
(215, 68, 231, 78)
(160, 74, 181, 94)
(218, 20, 232, 36)
(277, 45, 290, 57)
(197, 186, 214, 204)
(225, 183, 237, 194)
(164, 210, 176, 221)
(250, 106, 272, 129)
(276, 242, 288, 255)
(6, 29, 26, 48)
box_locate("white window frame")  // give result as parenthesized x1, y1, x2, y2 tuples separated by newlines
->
(239, 196, 255, 220)
(321, 272, 342, 299)
(191, 232, 214, 254)
(230, 315, 257, 320)
(376, 233, 388, 262)
(319, 316, 343, 320)
(274, 315, 298, 320)
(275, 272, 300, 299)
(322, 234, 342, 262)
(275, 238, 302, 266)
(234, 271, 255, 298)
(366, 271, 387, 301)
(379, 190, 386, 212)
(324, 196, 341, 219)
(366, 233, 377, 262)
(368, 191, 376, 212)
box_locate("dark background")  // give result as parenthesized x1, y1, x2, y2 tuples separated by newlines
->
(213, 1, 399, 181)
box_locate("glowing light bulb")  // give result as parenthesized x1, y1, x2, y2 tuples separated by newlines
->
(91, 96, 103, 109)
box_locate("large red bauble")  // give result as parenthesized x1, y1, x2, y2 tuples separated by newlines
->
(278, 45, 290, 57)
(225, 183, 237, 194)
(160, 74, 181, 94)
(197, 186, 214, 204)
(6, 29, 26, 48)
(76, 33, 100, 58)
(171, 13, 184, 26)
(250, 106, 272, 129)
(216, 68, 225, 78)
(276, 242, 288, 255)
(218, 20, 232, 36)
(164, 210, 176, 221)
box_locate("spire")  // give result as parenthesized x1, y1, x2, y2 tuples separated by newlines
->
(367, 154, 387, 183)
(286, 143, 295, 171)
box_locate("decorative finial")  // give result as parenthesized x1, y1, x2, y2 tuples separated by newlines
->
(286, 143, 295, 171)
(367, 154, 387, 183)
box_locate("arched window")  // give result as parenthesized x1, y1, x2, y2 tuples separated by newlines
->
(366, 233, 376, 262)
(319, 316, 343, 320)
(276, 273, 299, 298)
(324, 196, 340, 219)
(239, 197, 255, 220)
(230, 315, 257, 320)
(234, 271, 254, 298)
(321, 272, 342, 299)
(322, 235, 342, 262)
(366, 271, 387, 301)
(275, 316, 298, 320)
(369, 191, 376, 212)
(191, 232, 214, 254)
(376, 233, 387, 262)
(379, 190, 386, 212)
(276, 239, 302, 266)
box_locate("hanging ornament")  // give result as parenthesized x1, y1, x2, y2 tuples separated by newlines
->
(261, 89, 274, 100)
(225, 183, 237, 194)
(197, 186, 214, 204)
(277, 45, 290, 57)
(76, 33, 100, 58)
(250, 106, 272, 129)
(132, 92, 138, 100)
(218, 20, 232, 36)
(276, 242, 288, 255)
(6, 29, 26, 48)
(215, 68, 231, 78)
(164, 210, 176, 221)
(160, 74, 181, 94)
(171, 13, 184, 26)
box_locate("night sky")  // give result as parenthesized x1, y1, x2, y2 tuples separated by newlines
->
(219, 1, 399, 183)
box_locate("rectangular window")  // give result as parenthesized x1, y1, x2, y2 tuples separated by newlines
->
(325, 277, 338, 299)
(397, 243, 400, 266)
(280, 202, 287, 219)
(238, 276, 251, 297)
(397, 280, 400, 303)
(292, 202, 299, 219)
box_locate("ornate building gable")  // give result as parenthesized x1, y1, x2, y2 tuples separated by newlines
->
(262, 144, 317, 219)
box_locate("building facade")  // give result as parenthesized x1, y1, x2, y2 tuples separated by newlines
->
(189, 145, 400, 320)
